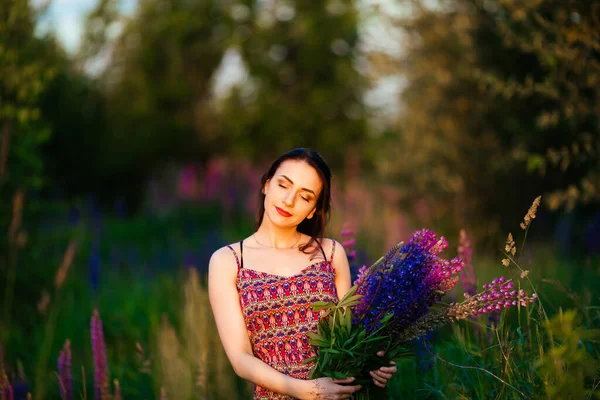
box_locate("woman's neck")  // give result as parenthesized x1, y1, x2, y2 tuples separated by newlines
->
(254, 223, 302, 249)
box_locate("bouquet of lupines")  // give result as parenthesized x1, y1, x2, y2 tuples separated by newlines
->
(305, 229, 537, 399)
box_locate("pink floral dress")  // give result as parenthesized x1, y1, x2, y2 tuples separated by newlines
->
(227, 240, 338, 399)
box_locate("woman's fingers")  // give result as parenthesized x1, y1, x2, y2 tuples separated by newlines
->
(335, 383, 362, 397)
(379, 365, 397, 374)
(331, 377, 355, 384)
(370, 372, 387, 388)
(372, 370, 393, 380)
(332, 376, 361, 395)
(370, 370, 392, 388)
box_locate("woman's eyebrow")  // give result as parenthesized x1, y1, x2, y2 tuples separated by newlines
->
(277, 175, 316, 196)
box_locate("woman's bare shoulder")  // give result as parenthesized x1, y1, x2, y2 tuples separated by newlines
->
(315, 237, 345, 257)
(209, 243, 240, 271)
(319, 237, 340, 248)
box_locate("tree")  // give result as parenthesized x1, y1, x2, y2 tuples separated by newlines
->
(0, 0, 54, 195)
(382, 0, 599, 244)
(77, 0, 231, 209)
(0, 0, 60, 388)
(218, 0, 369, 169)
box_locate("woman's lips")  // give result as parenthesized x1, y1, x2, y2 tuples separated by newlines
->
(275, 207, 292, 217)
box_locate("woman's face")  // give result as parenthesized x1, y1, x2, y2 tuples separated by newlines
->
(263, 160, 323, 228)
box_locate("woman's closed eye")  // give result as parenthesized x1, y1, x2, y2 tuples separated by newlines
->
(279, 183, 310, 202)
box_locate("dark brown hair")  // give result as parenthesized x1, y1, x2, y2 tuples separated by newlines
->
(256, 148, 332, 256)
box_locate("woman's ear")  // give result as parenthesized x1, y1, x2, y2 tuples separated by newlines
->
(307, 208, 316, 219)
(262, 179, 270, 195)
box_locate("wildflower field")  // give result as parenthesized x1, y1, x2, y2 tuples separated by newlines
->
(2, 0, 600, 398)
(1, 195, 598, 399)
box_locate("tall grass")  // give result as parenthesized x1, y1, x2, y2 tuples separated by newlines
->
(1, 196, 598, 399)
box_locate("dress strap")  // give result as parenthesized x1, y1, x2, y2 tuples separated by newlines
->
(240, 240, 244, 268)
(316, 239, 327, 261)
(226, 241, 244, 270)
(329, 240, 336, 263)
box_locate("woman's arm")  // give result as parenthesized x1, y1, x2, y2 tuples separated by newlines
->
(208, 246, 361, 400)
(330, 240, 352, 300)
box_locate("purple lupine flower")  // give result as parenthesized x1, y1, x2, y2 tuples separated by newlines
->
(0, 374, 13, 400)
(91, 309, 110, 400)
(392, 276, 537, 343)
(341, 227, 354, 237)
(354, 229, 464, 336)
(0, 339, 12, 400)
(449, 277, 538, 320)
(341, 238, 356, 248)
(340, 222, 360, 281)
(340, 223, 357, 262)
(457, 229, 476, 297)
(58, 339, 72, 400)
(352, 264, 369, 287)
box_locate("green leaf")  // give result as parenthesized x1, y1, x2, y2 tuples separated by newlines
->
(301, 356, 316, 364)
(330, 371, 348, 380)
(320, 348, 342, 354)
(379, 312, 395, 325)
(318, 316, 331, 338)
(322, 351, 331, 369)
(312, 301, 334, 311)
(363, 335, 389, 344)
(338, 294, 363, 308)
(337, 285, 359, 307)
(307, 332, 329, 347)
(341, 307, 352, 334)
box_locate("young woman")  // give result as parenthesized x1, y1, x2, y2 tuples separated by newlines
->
(209, 148, 397, 399)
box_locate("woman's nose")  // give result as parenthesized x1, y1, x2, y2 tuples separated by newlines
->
(283, 192, 294, 206)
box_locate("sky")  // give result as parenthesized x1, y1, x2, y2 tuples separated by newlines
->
(35, 0, 136, 54)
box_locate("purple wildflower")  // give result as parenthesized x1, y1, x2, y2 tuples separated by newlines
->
(352, 264, 369, 287)
(457, 229, 476, 297)
(340, 222, 361, 282)
(91, 309, 110, 400)
(341, 227, 354, 237)
(340, 223, 357, 262)
(449, 277, 538, 320)
(0, 339, 12, 400)
(58, 340, 72, 400)
(342, 238, 356, 248)
(393, 277, 537, 343)
(0, 374, 13, 400)
(354, 229, 464, 335)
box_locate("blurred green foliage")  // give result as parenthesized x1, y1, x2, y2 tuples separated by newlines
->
(1, 204, 597, 398)
(0, 0, 57, 342)
(1, 0, 599, 398)
(53, 0, 370, 211)
(218, 0, 368, 168)
(382, 0, 600, 243)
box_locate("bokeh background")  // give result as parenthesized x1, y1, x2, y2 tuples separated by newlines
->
(1, 0, 599, 399)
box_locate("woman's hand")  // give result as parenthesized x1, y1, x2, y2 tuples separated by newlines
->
(301, 376, 362, 400)
(369, 351, 398, 388)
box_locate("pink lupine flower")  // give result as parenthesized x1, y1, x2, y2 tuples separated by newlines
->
(58, 339, 72, 400)
(91, 309, 110, 400)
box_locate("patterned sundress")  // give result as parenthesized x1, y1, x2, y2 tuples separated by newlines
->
(227, 240, 338, 400)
